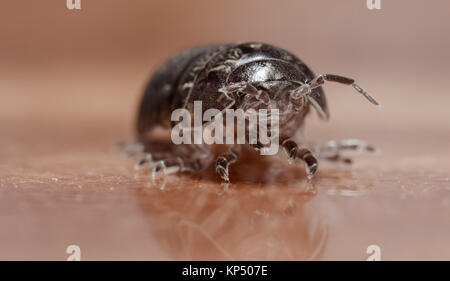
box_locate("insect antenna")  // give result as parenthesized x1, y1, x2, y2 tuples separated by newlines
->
(310, 74, 381, 106)
(306, 95, 328, 120)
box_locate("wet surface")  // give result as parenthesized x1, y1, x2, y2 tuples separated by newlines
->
(1, 65, 449, 260)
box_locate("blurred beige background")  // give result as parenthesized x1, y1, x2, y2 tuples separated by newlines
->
(1, 0, 449, 144)
(0, 0, 449, 260)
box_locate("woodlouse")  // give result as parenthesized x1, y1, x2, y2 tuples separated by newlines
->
(128, 42, 379, 182)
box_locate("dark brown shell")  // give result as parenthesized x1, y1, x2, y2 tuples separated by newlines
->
(137, 42, 327, 139)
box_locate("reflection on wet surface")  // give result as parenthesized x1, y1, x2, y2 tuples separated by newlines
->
(136, 149, 329, 260)
(2, 144, 449, 260)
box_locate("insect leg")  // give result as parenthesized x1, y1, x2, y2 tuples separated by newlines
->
(219, 81, 270, 110)
(152, 157, 185, 182)
(133, 146, 187, 170)
(315, 139, 376, 164)
(119, 140, 157, 170)
(131, 141, 214, 184)
(219, 81, 259, 96)
(215, 146, 240, 182)
(281, 138, 319, 180)
(134, 153, 153, 170)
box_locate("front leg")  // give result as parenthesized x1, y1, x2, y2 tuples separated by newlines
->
(215, 146, 240, 182)
(281, 138, 319, 180)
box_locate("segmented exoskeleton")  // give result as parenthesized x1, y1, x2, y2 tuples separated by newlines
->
(129, 42, 379, 182)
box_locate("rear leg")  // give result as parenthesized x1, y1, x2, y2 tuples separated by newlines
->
(215, 146, 240, 182)
(127, 141, 214, 182)
(315, 139, 376, 164)
(153, 143, 213, 181)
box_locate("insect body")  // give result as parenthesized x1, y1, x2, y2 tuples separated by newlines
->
(133, 42, 379, 182)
